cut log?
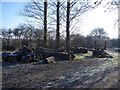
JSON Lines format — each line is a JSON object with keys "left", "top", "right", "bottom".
{"left": 73, "top": 47, "right": 88, "bottom": 54}
{"left": 34, "top": 48, "right": 70, "bottom": 60}
{"left": 45, "top": 56, "right": 56, "bottom": 64}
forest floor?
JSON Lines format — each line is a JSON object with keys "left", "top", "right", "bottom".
{"left": 2, "top": 50, "right": 119, "bottom": 89}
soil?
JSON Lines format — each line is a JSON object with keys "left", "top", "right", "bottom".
{"left": 2, "top": 51, "right": 119, "bottom": 89}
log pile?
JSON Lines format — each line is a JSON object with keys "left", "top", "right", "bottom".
{"left": 92, "top": 49, "right": 113, "bottom": 58}
{"left": 2, "top": 46, "right": 75, "bottom": 63}
{"left": 73, "top": 47, "right": 88, "bottom": 54}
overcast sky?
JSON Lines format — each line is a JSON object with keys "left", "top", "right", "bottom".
{"left": 1, "top": 0, "right": 118, "bottom": 39}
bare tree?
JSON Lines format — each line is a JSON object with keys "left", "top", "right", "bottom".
{"left": 21, "top": 0, "right": 102, "bottom": 51}
{"left": 90, "top": 27, "right": 108, "bottom": 49}
{"left": 104, "top": 0, "right": 119, "bottom": 32}
{"left": 1, "top": 29, "right": 8, "bottom": 46}
{"left": 44, "top": 0, "right": 48, "bottom": 48}
{"left": 65, "top": 0, "right": 103, "bottom": 52}
{"left": 66, "top": 0, "right": 70, "bottom": 52}
{"left": 56, "top": 0, "right": 60, "bottom": 50}
{"left": 90, "top": 27, "right": 107, "bottom": 38}
{"left": 21, "top": 0, "right": 48, "bottom": 48}
{"left": 13, "top": 24, "right": 27, "bottom": 49}
{"left": 49, "top": 0, "right": 66, "bottom": 50}
{"left": 105, "top": 0, "right": 120, "bottom": 11}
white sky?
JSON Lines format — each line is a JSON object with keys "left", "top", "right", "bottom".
{"left": 0, "top": 0, "right": 31, "bottom": 2}
{"left": 79, "top": 1, "right": 118, "bottom": 39}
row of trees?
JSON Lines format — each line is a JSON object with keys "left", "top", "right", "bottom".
{"left": 1, "top": 24, "right": 44, "bottom": 50}
{"left": 21, "top": 0, "right": 103, "bottom": 52}
{"left": 1, "top": 26, "right": 119, "bottom": 51}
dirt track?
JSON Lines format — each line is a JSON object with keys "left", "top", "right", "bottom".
{"left": 2, "top": 51, "right": 119, "bottom": 88}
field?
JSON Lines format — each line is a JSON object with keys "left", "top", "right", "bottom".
{"left": 2, "top": 50, "right": 119, "bottom": 88}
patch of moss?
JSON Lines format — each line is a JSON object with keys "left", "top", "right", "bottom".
{"left": 83, "top": 53, "right": 91, "bottom": 57}
{"left": 74, "top": 54, "right": 85, "bottom": 60}
{"left": 73, "top": 52, "right": 92, "bottom": 60}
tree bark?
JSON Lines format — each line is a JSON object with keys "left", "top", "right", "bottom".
{"left": 56, "top": 0, "right": 60, "bottom": 50}
{"left": 66, "top": 0, "right": 70, "bottom": 52}
{"left": 95, "top": 40, "right": 97, "bottom": 49}
{"left": 44, "top": 0, "right": 48, "bottom": 48}
{"left": 104, "top": 40, "right": 107, "bottom": 49}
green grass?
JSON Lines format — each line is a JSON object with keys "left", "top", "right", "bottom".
{"left": 74, "top": 52, "right": 92, "bottom": 60}
{"left": 74, "top": 54, "right": 85, "bottom": 60}
{"left": 83, "top": 53, "right": 91, "bottom": 57}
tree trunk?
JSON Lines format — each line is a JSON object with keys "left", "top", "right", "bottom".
{"left": 66, "top": 0, "right": 70, "bottom": 52}
{"left": 95, "top": 40, "right": 96, "bottom": 49}
{"left": 104, "top": 41, "right": 107, "bottom": 50}
{"left": 19, "top": 37, "right": 21, "bottom": 49}
{"left": 56, "top": 0, "right": 60, "bottom": 50}
{"left": 44, "top": 0, "right": 48, "bottom": 48}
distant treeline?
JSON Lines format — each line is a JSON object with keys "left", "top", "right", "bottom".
{"left": 1, "top": 25, "right": 119, "bottom": 51}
